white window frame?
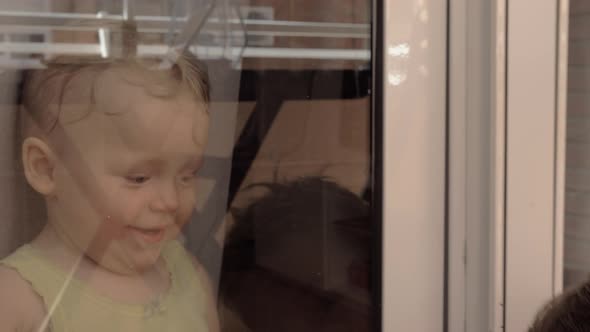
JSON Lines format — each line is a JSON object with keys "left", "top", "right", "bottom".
{"left": 381, "top": 0, "right": 448, "bottom": 331}
{"left": 502, "top": 1, "right": 568, "bottom": 331}
{"left": 381, "top": 0, "right": 567, "bottom": 330}
{"left": 447, "top": 0, "right": 568, "bottom": 331}
{"left": 447, "top": 0, "right": 507, "bottom": 331}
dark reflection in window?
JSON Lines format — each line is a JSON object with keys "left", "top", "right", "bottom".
{"left": 218, "top": 49, "right": 373, "bottom": 332}
{"left": 221, "top": 177, "right": 371, "bottom": 332}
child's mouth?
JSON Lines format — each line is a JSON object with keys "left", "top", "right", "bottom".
{"left": 126, "top": 226, "right": 167, "bottom": 243}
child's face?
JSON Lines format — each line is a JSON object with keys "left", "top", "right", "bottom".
{"left": 47, "top": 67, "right": 208, "bottom": 274}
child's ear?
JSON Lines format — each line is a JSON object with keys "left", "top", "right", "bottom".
{"left": 22, "top": 137, "right": 57, "bottom": 195}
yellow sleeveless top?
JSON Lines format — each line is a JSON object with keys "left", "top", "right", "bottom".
{"left": 1, "top": 241, "right": 210, "bottom": 332}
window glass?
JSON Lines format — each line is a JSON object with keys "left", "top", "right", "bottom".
{"left": 0, "top": 1, "right": 375, "bottom": 331}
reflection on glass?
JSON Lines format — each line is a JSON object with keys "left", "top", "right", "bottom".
{"left": 0, "top": 0, "right": 374, "bottom": 331}
{"left": 219, "top": 0, "right": 374, "bottom": 331}
{"left": 0, "top": 1, "right": 236, "bottom": 331}
{"left": 388, "top": 43, "right": 410, "bottom": 57}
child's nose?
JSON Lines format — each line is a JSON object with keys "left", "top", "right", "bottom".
{"left": 151, "top": 182, "right": 180, "bottom": 213}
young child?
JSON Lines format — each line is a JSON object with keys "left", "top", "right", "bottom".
{"left": 0, "top": 51, "right": 220, "bottom": 331}
{"left": 528, "top": 279, "right": 590, "bottom": 331}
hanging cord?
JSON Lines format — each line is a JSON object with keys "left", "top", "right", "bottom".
{"left": 231, "top": 1, "right": 248, "bottom": 66}
{"left": 160, "top": 0, "right": 218, "bottom": 69}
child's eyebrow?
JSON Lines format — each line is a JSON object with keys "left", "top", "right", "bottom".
{"left": 124, "top": 158, "right": 164, "bottom": 172}
{"left": 124, "top": 155, "right": 203, "bottom": 171}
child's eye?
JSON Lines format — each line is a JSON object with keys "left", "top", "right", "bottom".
{"left": 180, "top": 170, "right": 199, "bottom": 183}
{"left": 126, "top": 175, "right": 150, "bottom": 184}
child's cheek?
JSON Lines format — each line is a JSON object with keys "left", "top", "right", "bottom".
{"left": 104, "top": 193, "right": 145, "bottom": 236}
{"left": 176, "top": 189, "right": 198, "bottom": 227}
{"left": 102, "top": 215, "right": 124, "bottom": 239}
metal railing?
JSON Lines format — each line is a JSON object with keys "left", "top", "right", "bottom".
{"left": 0, "top": 10, "right": 370, "bottom": 66}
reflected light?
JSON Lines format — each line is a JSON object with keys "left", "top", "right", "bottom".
{"left": 388, "top": 73, "right": 407, "bottom": 86}
{"left": 388, "top": 43, "right": 410, "bottom": 57}
{"left": 97, "top": 11, "right": 109, "bottom": 58}
{"left": 419, "top": 9, "right": 429, "bottom": 23}
{"left": 419, "top": 65, "right": 429, "bottom": 77}
{"left": 420, "top": 39, "right": 428, "bottom": 49}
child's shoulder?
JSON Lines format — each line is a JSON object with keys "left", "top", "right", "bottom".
{"left": 0, "top": 264, "right": 47, "bottom": 331}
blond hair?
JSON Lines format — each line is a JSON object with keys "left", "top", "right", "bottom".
{"left": 20, "top": 50, "right": 210, "bottom": 134}
{"left": 19, "top": 19, "right": 209, "bottom": 132}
